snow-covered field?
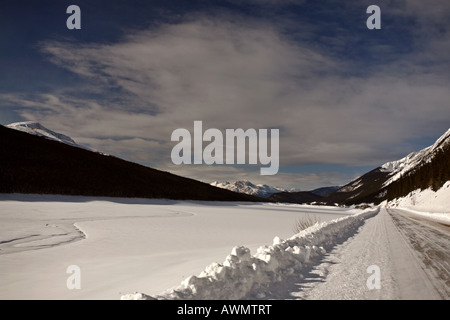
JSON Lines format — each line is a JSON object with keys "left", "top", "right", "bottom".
{"left": 1, "top": 188, "right": 448, "bottom": 300}
{"left": 0, "top": 194, "right": 356, "bottom": 300}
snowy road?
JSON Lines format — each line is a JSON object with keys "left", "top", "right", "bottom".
{"left": 270, "top": 208, "right": 448, "bottom": 300}
{"left": 388, "top": 208, "right": 450, "bottom": 299}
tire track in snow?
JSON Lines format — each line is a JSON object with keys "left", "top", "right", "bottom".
{"left": 286, "top": 208, "right": 442, "bottom": 299}
{"left": 388, "top": 209, "right": 450, "bottom": 299}
{"left": 288, "top": 208, "right": 397, "bottom": 299}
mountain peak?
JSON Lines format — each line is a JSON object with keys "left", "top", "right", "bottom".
{"left": 5, "top": 121, "right": 87, "bottom": 150}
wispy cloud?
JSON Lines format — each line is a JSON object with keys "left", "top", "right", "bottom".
{"left": 2, "top": 5, "right": 449, "bottom": 189}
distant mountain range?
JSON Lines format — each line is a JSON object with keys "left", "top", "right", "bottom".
{"left": 267, "top": 186, "right": 341, "bottom": 204}
{"left": 309, "top": 186, "right": 341, "bottom": 197}
{"left": 210, "top": 180, "right": 288, "bottom": 198}
{"left": 210, "top": 180, "right": 339, "bottom": 201}
{"left": 2, "top": 121, "right": 448, "bottom": 206}
{"left": 241, "top": 129, "right": 450, "bottom": 205}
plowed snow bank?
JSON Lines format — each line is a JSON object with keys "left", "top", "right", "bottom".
{"left": 122, "top": 208, "right": 379, "bottom": 300}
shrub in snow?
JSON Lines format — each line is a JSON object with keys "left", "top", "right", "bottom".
{"left": 292, "top": 214, "right": 321, "bottom": 234}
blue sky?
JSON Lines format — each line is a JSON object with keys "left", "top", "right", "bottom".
{"left": 1, "top": 0, "right": 449, "bottom": 190}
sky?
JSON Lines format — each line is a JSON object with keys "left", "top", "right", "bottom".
{"left": 1, "top": 0, "right": 449, "bottom": 190}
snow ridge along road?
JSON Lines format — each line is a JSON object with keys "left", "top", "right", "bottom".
{"left": 122, "top": 208, "right": 379, "bottom": 300}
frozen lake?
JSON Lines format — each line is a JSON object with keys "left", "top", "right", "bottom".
{"left": 0, "top": 194, "right": 357, "bottom": 299}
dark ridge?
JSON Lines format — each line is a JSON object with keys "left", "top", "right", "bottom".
{"left": 324, "top": 168, "right": 390, "bottom": 205}
{"left": 268, "top": 191, "right": 323, "bottom": 204}
{"left": 325, "top": 141, "right": 449, "bottom": 205}
{"left": 385, "top": 143, "right": 450, "bottom": 201}
{"left": 0, "top": 125, "right": 263, "bottom": 202}
{"left": 309, "top": 186, "right": 340, "bottom": 197}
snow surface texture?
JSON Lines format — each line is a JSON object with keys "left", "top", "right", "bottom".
{"left": 380, "top": 128, "right": 450, "bottom": 186}
{"left": 0, "top": 197, "right": 355, "bottom": 299}
{"left": 5, "top": 121, "right": 89, "bottom": 150}
{"left": 210, "top": 180, "right": 287, "bottom": 198}
{"left": 122, "top": 208, "right": 379, "bottom": 300}
{"left": 2, "top": 183, "right": 448, "bottom": 300}
{"left": 387, "top": 181, "right": 450, "bottom": 224}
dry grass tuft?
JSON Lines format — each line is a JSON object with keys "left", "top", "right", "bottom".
{"left": 293, "top": 214, "right": 321, "bottom": 234}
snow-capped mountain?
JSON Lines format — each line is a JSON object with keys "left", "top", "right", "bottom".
{"left": 328, "top": 128, "right": 450, "bottom": 205}
{"left": 211, "top": 180, "right": 287, "bottom": 198}
{"left": 380, "top": 128, "right": 450, "bottom": 186}
{"left": 5, "top": 121, "right": 89, "bottom": 150}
